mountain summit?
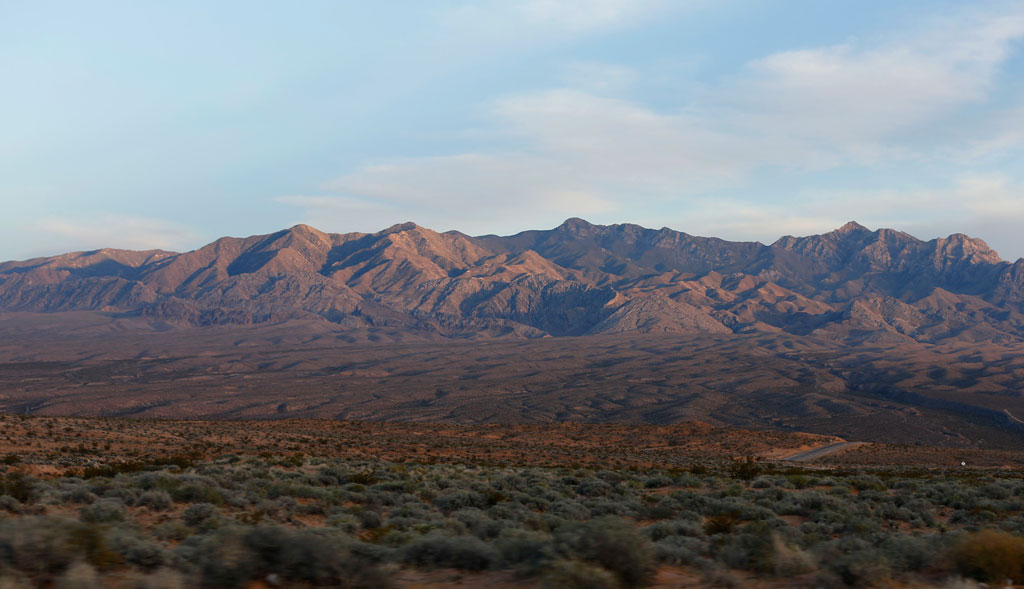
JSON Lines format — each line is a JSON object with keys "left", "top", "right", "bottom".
{"left": 1, "top": 219, "right": 1021, "bottom": 343}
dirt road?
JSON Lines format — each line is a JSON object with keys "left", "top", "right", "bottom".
{"left": 781, "top": 441, "right": 864, "bottom": 462}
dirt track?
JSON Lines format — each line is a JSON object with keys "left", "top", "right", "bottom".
{"left": 781, "top": 441, "right": 865, "bottom": 462}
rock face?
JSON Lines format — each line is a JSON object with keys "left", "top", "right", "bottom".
{"left": 2, "top": 219, "right": 1023, "bottom": 342}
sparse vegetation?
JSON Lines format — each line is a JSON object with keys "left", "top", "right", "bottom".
{"left": 0, "top": 435, "right": 1021, "bottom": 587}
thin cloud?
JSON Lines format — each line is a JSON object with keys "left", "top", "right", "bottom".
{"left": 439, "top": 0, "right": 684, "bottom": 46}
{"left": 666, "top": 174, "right": 1024, "bottom": 260}
{"left": 291, "top": 154, "right": 617, "bottom": 234}
{"left": 278, "top": 4, "right": 1024, "bottom": 249}
{"left": 513, "top": 0, "right": 672, "bottom": 32}
{"left": 36, "top": 215, "right": 198, "bottom": 255}
{"left": 276, "top": 195, "right": 396, "bottom": 213}
{"left": 722, "top": 6, "right": 1024, "bottom": 158}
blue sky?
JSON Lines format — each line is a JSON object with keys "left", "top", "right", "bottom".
{"left": 3, "top": 0, "right": 1024, "bottom": 260}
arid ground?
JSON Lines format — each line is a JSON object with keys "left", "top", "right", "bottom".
{"left": 1, "top": 417, "right": 1023, "bottom": 588}
{"left": 3, "top": 313, "right": 1024, "bottom": 452}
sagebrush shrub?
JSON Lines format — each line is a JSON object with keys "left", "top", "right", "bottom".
{"left": 496, "top": 528, "right": 556, "bottom": 574}
{"left": 78, "top": 499, "right": 124, "bottom": 524}
{"left": 555, "top": 516, "right": 655, "bottom": 588}
{"left": 138, "top": 490, "right": 173, "bottom": 511}
{"left": 187, "top": 530, "right": 257, "bottom": 589}
{"left": 0, "top": 516, "right": 79, "bottom": 575}
{"left": 401, "top": 534, "right": 498, "bottom": 571}
{"left": 182, "top": 503, "right": 219, "bottom": 528}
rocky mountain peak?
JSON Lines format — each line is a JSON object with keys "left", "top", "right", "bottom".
{"left": 556, "top": 217, "right": 596, "bottom": 237}
{"left": 380, "top": 221, "right": 420, "bottom": 235}
{"left": 832, "top": 221, "right": 870, "bottom": 235}
{"left": 932, "top": 233, "right": 1002, "bottom": 264}
{"left": 1, "top": 219, "right": 1020, "bottom": 343}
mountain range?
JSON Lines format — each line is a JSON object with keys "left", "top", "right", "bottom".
{"left": 3, "top": 218, "right": 1023, "bottom": 344}
{"left": 3, "top": 219, "right": 1024, "bottom": 448}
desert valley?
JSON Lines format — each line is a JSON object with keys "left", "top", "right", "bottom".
{"left": 0, "top": 220, "right": 1023, "bottom": 587}
{"left": 7, "top": 2, "right": 1024, "bottom": 586}
{"left": 1, "top": 219, "right": 1023, "bottom": 448}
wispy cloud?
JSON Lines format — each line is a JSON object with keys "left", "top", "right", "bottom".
{"left": 512, "top": 0, "right": 673, "bottom": 32}
{"left": 281, "top": 155, "right": 616, "bottom": 234}
{"left": 279, "top": 3, "right": 1024, "bottom": 250}
{"left": 36, "top": 215, "right": 198, "bottom": 255}
{"left": 663, "top": 174, "right": 1024, "bottom": 259}
{"left": 720, "top": 6, "right": 1024, "bottom": 160}
{"left": 446, "top": 0, "right": 677, "bottom": 34}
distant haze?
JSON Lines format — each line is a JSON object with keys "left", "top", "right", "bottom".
{"left": 2, "top": 1, "right": 1024, "bottom": 260}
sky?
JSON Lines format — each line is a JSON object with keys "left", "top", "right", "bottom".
{"left": 2, "top": 0, "right": 1024, "bottom": 260}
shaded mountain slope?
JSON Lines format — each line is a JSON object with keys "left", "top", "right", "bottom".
{"left": 2, "top": 219, "right": 1023, "bottom": 343}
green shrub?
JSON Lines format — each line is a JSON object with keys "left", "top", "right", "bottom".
{"left": 433, "top": 490, "right": 488, "bottom": 514}
{"left": 58, "top": 484, "right": 97, "bottom": 505}
{"left": 401, "top": 534, "right": 498, "bottom": 570}
{"left": 496, "top": 529, "right": 556, "bottom": 574}
{"left": 78, "top": 499, "right": 124, "bottom": 523}
{"left": 139, "top": 490, "right": 173, "bottom": 511}
{"left": 575, "top": 479, "right": 612, "bottom": 498}
{"left": 555, "top": 516, "right": 655, "bottom": 588}
{"left": 190, "top": 531, "right": 257, "bottom": 589}
{"left": 771, "top": 534, "right": 816, "bottom": 577}
{"left": 183, "top": 503, "right": 220, "bottom": 528}
{"left": 82, "top": 454, "right": 198, "bottom": 479}
{"left": 644, "top": 475, "right": 673, "bottom": 489}
{"left": 277, "top": 530, "right": 392, "bottom": 588}
{"left": 0, "top": 473, "right": 35, "bottom": 503}
{"left": 652, "top": 535, "right": 706, "bottom": 565}
{"left": 0, "top": 516, "right": 80, "bottom": 575}
{"left": 644, "top": 519, "right": 704, "bottom": 541}
{"left": 153, "top": 520, "right": 192, "bottom": 542}
{"left": 106, "top": 528, "right": 165, "bottom": 571}
{"left": 786, "top": 474, "right": 814, "bottom": 489}
{"left": 728, "top": 457, "right": 762, "bottom": 481}
{"left": 172, "top": 483, "right": 223, "bottom": 505}
{"left": 358, "top": 509, "right": 383, "bottom": 529}
{"left": 66, "top": 522, "right": 124, "bottom": 571}
{"left": 0, "top": 494, "right": 22, "bottom": 514}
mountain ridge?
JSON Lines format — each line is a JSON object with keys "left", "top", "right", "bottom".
{"left": 2, "top": 219, "right": 1022, "bottom": 343}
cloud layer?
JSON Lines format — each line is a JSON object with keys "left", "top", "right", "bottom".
{"left": 35, "top": 215, "right": 199, "bottom": 256}
{"left": 5, "top": 2, "right": 1024, "bottom": 260}
{"left": 281, "top": 3, "right": 1024, "bottom": 256}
